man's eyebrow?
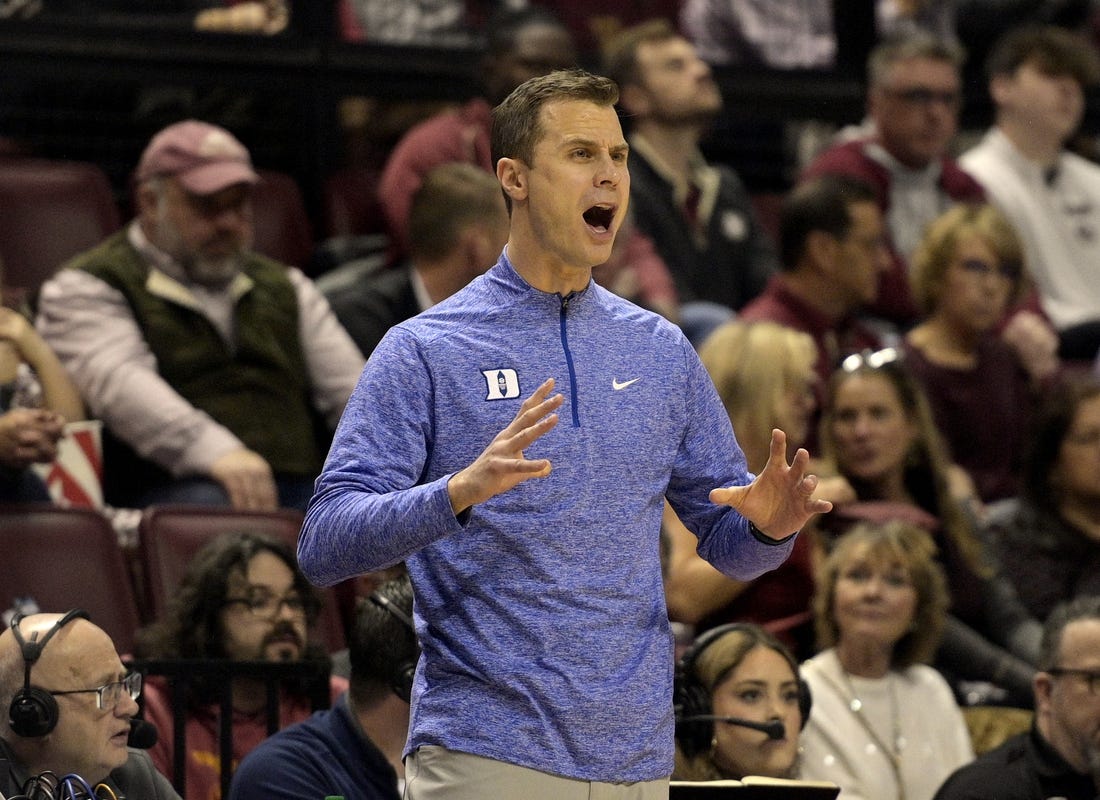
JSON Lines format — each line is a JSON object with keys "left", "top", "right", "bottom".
{"left": 560, "top": 137, "right": 630, "bottom": 155}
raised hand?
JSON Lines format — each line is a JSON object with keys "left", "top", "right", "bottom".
{"left": 709, "top": 428, "right": 833, "bottom": 540}
{"left": 448, "top": 377, "right": 563, "bottom": 514}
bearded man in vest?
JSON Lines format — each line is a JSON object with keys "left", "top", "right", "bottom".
{"left": 36, "top": 120, "right": 364, "bottom": 511}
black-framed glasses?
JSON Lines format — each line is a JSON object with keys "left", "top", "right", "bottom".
{"left": 224, "top": 589, "right": 310, "bottom": 620}
{"left": 48, "top": 671, "right": 142, "bottom": 710}
{"left": 883, "top": 87, "right": 961, "bottom": 109}
{"left": 840, "top": 347, "right": 902, "bottom": 373}
{"left": 1047, "top": 667, "right": 1100, "bottom": 693}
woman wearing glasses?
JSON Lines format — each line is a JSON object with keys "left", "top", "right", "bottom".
{"left": 813, "top": 350, "right": 1040, "bottom": 706}
{"left": 903, "top": 203, "right": 1060, "bottom": 503}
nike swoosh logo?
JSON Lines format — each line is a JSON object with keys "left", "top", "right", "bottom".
{"left": 612, "top": 378, "right": 640, "bottom": 390}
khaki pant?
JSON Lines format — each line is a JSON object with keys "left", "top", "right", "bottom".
{"left": 404, "top": 746, "right": 670, "bottom": 800}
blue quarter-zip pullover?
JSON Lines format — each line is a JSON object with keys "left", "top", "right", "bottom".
{"left": 299, "top": 252, "right": 794, "bottom": 782}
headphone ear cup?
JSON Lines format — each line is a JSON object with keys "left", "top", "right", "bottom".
{"left": 675, "top": 681, "right": 714, "bottom": 757}
{"left": 393, "top": 661, "right": 416, "bottom": 703}
{"left": 9, "top": 687, "right": 59, "bottom": 738}
{"left": 798, "top": 678, "right": 812, "bottom": 730}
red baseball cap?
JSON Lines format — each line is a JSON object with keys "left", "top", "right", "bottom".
{"left": 136, "top": 119, "right": 259, "bottom": 195}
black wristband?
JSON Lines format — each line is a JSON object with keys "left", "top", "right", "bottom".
{"left": 749, "top": 520, "right": 797, "bottom": 546}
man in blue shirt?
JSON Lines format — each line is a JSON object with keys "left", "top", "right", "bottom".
{"left": 299, "top": 69, "right": 832, "bottom": 798}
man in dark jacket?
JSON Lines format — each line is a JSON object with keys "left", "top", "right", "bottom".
{"left": 934, "top": 596, "right": 1100, "bottom": 800}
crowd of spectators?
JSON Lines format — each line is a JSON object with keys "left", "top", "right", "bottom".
{"left": 6, "top": 5, "right": 1100, "bottom": 799}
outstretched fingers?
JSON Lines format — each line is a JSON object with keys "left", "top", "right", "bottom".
{"left": 447, "top": 378, "right": 564, "bottom": 513}
{"left": 710, "top": 428, "right": 833, "bottom": 538}
{"left": 501, "top": 378, "right": 563, "bottom": 448}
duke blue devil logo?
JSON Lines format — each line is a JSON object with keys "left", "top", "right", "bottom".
{"left": 483, "top": 368, "right": 520, "bottom": 400}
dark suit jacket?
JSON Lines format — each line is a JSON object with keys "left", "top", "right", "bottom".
{"left": 324, "top": 266, "right": 420, "bottom": 358}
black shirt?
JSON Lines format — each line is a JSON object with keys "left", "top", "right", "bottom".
{"left": 933, "top": 725, "right": 1098, "bottom": 800}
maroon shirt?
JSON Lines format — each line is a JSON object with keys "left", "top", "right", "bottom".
{"left": 740, "top": 275, "right": 884, "bottom": 389}
{"left": 902, "top": 337, "right": 1033, "bottom": 502}
{"left": 801, "top": 139, "right": 986, "bottom": 326}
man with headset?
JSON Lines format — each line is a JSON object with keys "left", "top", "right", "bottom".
{"left": 0, "top": 610, "right": 179, "bottom": 799}
{"left": 227, "top": 576, "right": 416, "bottom": 800}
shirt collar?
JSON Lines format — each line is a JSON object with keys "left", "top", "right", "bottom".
{"left": 865, "top": 141, "right": 943, "bottom": 185}
{"left": 127, "top": 220, "right": 254, "bottom": 306}
{"left": 984, "top": 128, "right": 1062, "bottom": 187}
{"left": 629, "top": 132, "right": 718, "bottom": 208}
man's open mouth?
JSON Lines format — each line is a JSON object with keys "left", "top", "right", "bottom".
{"left": 583, "top": 204, "right": 615, "bottom": 232}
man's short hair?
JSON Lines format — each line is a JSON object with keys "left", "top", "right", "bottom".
{"left": 867, "top": 30, "right": 965, "bottom": 88}
{"left": 408, "top": 163, "right": 503, "bottom": 262}
{"left": 1038, "top": 596, "right": 1100, "bottom": 671}
{"left": 348, "top": 575, "right": 417, "bottom": 706}
{"left": 985, "top": 24, "right": 1100, "bottom": 88}
{"left": 601, "top": 18, "right": 678, "bottom": 91}
{"left": 779, "top": 175, "right": 878, "bottom": 269}
{"left": 491, "top": 68, "right": 619, "bottom": 168}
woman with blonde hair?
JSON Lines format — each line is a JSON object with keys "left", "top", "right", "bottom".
{"left": 799, "top": 520, "right": 973, "bottom": 800}
{"left": 664, "top": 320, "right": 820, "bottom": 658}
{"left": 699, "top": 319, "right": 819, "bottom": 468}
{"left": 674, "top": 623, "right": 806, "bottom": 782}
{"left": 904, "top": 202, "right": 1058, "bottom": 501}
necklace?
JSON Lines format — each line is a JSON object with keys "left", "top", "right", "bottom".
{"left": 825, "top": 661, "right": 907, "bottom": 800}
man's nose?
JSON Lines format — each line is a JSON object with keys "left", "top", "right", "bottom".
{"left": 595, "top": 155, "right": 622, "bottom": 186}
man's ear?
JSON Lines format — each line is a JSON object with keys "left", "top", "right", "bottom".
{"left": 135, "top": 181, "right": 159, "bottom": 227}
{"left": 805, "top": 229, "right": 840, "bottom": 273}
{"left": 1034, "top": 670, "right": 1054, "bottom": 711}
{"left": 497, "top": 157, "right": 528, "bottom": 204}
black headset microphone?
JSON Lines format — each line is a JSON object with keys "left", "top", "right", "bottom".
{"left": 676, "top": 713, "right": 786, "bottom": 740}
{"left": 127, "top": 718, "right": 158, "bottom": 749}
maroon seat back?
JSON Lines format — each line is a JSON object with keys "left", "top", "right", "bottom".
{"left": 322, "top": 166, "right": 387, "bottom": 239}
{"left": 0, "top": 158, "right": 121, "bottom": 303}
{"left": 252, "top": 169, "right": 314, "bottom": 272}
{"left": 0, "top": 504, "right": 142, "bottom": 654}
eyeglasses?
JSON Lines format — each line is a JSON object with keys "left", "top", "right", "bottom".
{"left": 840, "top": 347, "right": 902, "bottom": 373}
{"left": 1048, "top": 667, "right": 1100, "bottom": 694}
{"left": 883, "top": 87, "right": 961, "bottom": 109}
{"left": 957, "top": 257, "right": 1021, "bottom": 281}
{"left": 48, "top": 671, "right": 142, "bottom": 710}
{"left": 224, "top": 589, "right": 310, "bottom": 620}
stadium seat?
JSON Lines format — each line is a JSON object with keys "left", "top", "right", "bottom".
{"left": 0, "top": 504, "right": 142, "bottom": 654}
{"left": 0, "top": 157, "right": 121, "bottom": 304}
